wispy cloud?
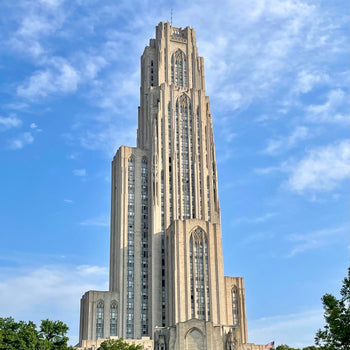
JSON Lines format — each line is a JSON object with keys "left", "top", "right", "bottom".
{"left": 73, "top": 169, "right": 86, "bottom": 177}
{"left": 8, "top": 132, "right": 34, "bottom": 150}
{"left": 17, "top": 58, "right": 80, "bottom": 99}
{"left": 73, "top": 169, "right": 87, "bottom": 177}
{"left": 285, "top": 139, "right": 350, "bottom": 193}
{"left": 256, "top": 140, "right": 350, "bottom": 194}
{"left": 80, "top": 215, "right": 109, "bottom": 227}
{"left": 0, "top": 263, "right": 108, "bottom": 345}
{"left": 233, "top": 212, "right": 277, "bottom": 226}
{"left": 76, "top": 122, "right": 137, "bottom": 157}
{"left": 263, "top": 126, "right": 311, "bottom": 155}
{"left": 7, "top": 1, "right": 67, "bottom": 58}
{"left": 249, "top": 309, "right": 323, "bottom": 348}
{"left": 0, "top": 115, "right": 22, "bottom": 130}
{"left": 293, "top": 69, "right": 330, "bottom": 94}
{"left": 286, "top": 225, "right": 348, "bottom": 258}
{"left": 306, "top": 89, "right": 350, "bottom": 124}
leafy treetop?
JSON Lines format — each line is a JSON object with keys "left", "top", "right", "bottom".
{"left": 98, "top": 338, "right": 143, "bottom": 350}
{"left": 0, "top": 317, "right": 74, "bottom": 350}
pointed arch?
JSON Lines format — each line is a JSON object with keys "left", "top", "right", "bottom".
{"left": 96, "top": 300, "right": 104, "bottom": 339}
{"left": 189, "top": 227, "right": 210, "bottom": 320}
{"left": 185, "top": 327, "right": 204, "bottom": 350}
{"left": 110, "top": 301, "right": 118, "bottom": 336}
{"left": 171, "top": 49, "right": 187, "bottom": 87}
{"left": 176, "top": 93, "right": 192, "bottom": 219}
{"left": 232, "top": 287, "right": 239, "bottom": 325}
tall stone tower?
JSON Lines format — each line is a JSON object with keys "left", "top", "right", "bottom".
{"left": 78, "top": 22, "right": 264, "bottom": 350}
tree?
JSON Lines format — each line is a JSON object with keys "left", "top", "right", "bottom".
{"left": 315, "top": 267, "right": 350, "bottom": 350}
{"left": 276, "top": 345, "right": 300, "bottom": 350}
{"left": 276, "top": 345, "right": 322, "bottom": 350}
{"left": 39, "top": 319, "right": 70, "bottom": 349}
{"left": 0, "top": 317, "right": 74, "bottom": 350}
{"left": 98, "top": 338, "right": 143, "bottom": 350}
{"left": 0, "top": 317, "right": 40, "bottom": 349}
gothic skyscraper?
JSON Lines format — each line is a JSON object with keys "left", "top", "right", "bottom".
{"left": 78, "top": 22, "right": 264, "bottom": 350}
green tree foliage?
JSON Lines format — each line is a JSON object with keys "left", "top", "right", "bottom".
{"left": 315, "top": 267, "right": 350, "bottom": 350}
{"left": 0, "top": 317, "right": 74, "bottom": 350}
{"left": 98, "top": 338, "right": 143, "bottom": 350}
{"left": 276, "top": 345, "right": 321, "bottom": 350}
{"left": 39, "top": 319, "right": 70, "bottom": 349}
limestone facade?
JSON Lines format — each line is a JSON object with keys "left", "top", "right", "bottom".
{"left": 77, "top": 22, "right": 264, "bottom": 350}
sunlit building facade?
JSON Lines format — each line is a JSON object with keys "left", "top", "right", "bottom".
{"left": 77, "top": 22, "right": 264, "bottom": 350}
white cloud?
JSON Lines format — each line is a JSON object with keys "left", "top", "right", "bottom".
{"left": 249, "top": 309, "right": 323, "bottom": 348}
{"left": 294, "top": 70, "right": 329, "bottom": 94}
{"left": 76, "top": 265, "right": 108, "bottom": 276}
{"left": 0, "top": 115, "right": 22, "bottom": 130}
{"left": 39, "top": 0, "right": 63, "bottom": 8}
{"left": 73, "top": 169, "right": 86, "bottom": 177}
{"left": 306, "top": 89, "right": 350, "bottom": 124}
{"left": 8, "top": 132, "right": 34, "bottom": 150}
{"left": 287, "top": 226, "right": 347, "bottom": 258}
{"left": 233, "top": 212, "right": 277, "bottom": 226}
{"left": 257, "top": 140, "right": 350, "bottom": 193}
{"left": 17, "top": 58, "right": 80, "bottom": 99}
{"left": 77, "top": 122, "right": 137, "bottom": 157}
{"left": 264, "top": 126, "right": 310, "bottom": 155}
{"left": 80, "top": 215, "right": 109, "bottom": 227}
{"left": 7, "top": 1, "right": 66, "bottom": 58}
{"left": 64, "top": 199, "right": 73, "bottom": 203}
{"left": 285, "top": 139, "right": 350, "bottom": 193}
{"left": 0, "top": 264, "right": 108, "bottom": 345}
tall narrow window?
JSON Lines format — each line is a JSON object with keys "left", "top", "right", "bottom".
{"left": 150, "top": 60, "right": 154, "bottom": 86}
{"left": 176, "top": 101, "right": 181, "bottom": 219}
{"left": 96, "top": 301, "right": 104, "bottom": 339}
{"left": 161, "top": 170, "right": 166, "bottom": 326}
{"left": 189, "top": 228, "right": 210, "bottom": 320}
{"left": 197, "top": 107, "right": 202, "bottom": 219}
{"left": 176, "top": 94, "right": 191, "bottom": 219}
{"left": 141, "top": 158, "right": 149, "bottom": 335}
{"left": 168, "top": 103, "right": 173, "bottom": 222}
{"left": 232, "top": 288, "right": 239, "bottom": 325}
{"left": 171, "top": 50, "right": 187, "bottom": 87}
{"left": 126, "top": 156, "right": 135, "bottom": 338}
{"left": 190, "top": 104, "right": 195, "bottom": 218}
{"left": 207, "top": 176, "right": 210, "bottom": 220}
{"left": 110, "top": 302, "right": 117, "bottom": 336}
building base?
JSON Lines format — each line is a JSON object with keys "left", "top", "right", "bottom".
{"left": 75, "top": 320, "right": 265, "bottom": 350}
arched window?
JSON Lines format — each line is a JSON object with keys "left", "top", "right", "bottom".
{"left": 175, "top": 100, "right": 180, "bottom": 219}
{"left": 197, "top": 107, "right": 202, "bottom": 219}
{"left": 110, "top": 301, "right": 117, "bottom": 336}
{"left": 176, "top": 94, "right": 192, "bottom": 219}
{"left": 96, "top": 301, "right": 104, "bottom": 339}
{"left": 171, "top": 50, "right": 187, "bottom": 87}
{"left": 232, "top": 288, "right": 239, "bottom": 325}
{"left": 189, "top": 227, "right": 210, "bottom": 320}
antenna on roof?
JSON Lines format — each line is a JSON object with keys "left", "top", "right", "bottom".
{"left": 171, "top": 8, "right": 173, "bottom": 26}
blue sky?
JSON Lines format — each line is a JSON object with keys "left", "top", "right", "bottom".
{"left": 0, "top": 0, "right": 349, "bottom": 347}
